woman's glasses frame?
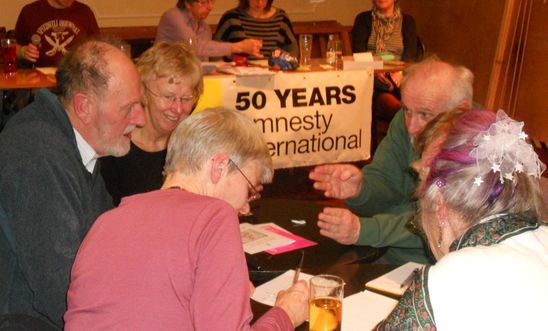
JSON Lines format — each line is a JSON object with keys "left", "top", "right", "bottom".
{"left": 229, "top": 159, "right": 260, "bottom": 202}
{"left": 144, "top": 85, "right": 195, "bottom": 106}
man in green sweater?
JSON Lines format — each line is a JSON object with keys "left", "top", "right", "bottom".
{"left": 309, "top": 57, "right": 474, "bottom": 263}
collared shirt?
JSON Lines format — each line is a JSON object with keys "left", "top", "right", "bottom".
{"left": 73, "top": 128, "right": 98, "bottom": 173}
{"left": 155, "top": 7, "right": 231, "bottom": 61}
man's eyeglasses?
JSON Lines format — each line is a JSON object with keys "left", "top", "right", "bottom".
{"left": 229, "top": 159, "right": 260, "bottom": 202}
{"left": 145, "top": 85, "right": 195, "bottom": 106}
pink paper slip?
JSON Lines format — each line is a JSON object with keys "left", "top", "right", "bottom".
{"left": 260, "top": 224, "right": 317, "bottom": 255}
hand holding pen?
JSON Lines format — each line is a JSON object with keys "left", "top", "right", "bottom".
{"left": 275, "top": 251, "right": 308, "bottom": 328}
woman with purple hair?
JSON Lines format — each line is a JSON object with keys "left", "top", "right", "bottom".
{"left": 377, "top": 108, "right": 547, "bottom": 330}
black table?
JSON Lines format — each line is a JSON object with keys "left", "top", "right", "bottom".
{"left": 240, "top": 198, "right": 385, "bottom": 284}
{"left": 251, "top": 262, "right": 399, "bottom": 330}
{"left": 242, "top": 198, "right": 424, "bottom": 329}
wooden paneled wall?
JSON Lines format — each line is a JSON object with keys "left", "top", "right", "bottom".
{"left": 401, "top": 0, "right": 547, "bottom": 143}
{"left": 400, "top": 1, "right": 505, "bottom": 107}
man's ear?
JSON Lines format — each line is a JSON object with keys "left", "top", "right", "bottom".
{"left": 209, "top": 153, "right": 230, "bottom": 184}
{"left": 72, "top": 93, "right": 94, "bottom": 124}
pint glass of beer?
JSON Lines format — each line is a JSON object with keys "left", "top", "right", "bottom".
{"left": 309, "top": 274, "right": 344, "bottom": 331}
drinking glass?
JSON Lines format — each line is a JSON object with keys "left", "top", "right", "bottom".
{"left": 299, "top": 34, "right": 313, "bottom": 69}
{"left": 332, "top": 40, "right": 343, "bottom": 70}
{"left": 309, "top": 274, "right": 344, "bottom": 331}
{"left": 2, "top": 38, "right": 17, "bottom": 74}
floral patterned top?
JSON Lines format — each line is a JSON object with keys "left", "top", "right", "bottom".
{"left": 376, "top": 213, "right": 542, "bottom": 330}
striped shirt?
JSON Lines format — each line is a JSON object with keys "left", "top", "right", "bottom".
{"left": 214, "top": 7, "right": 298, "bottom": 58}
{"left": 367, "top": 19, "right": 404, "bottom": 60}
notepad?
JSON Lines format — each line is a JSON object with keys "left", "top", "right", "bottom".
{"left": 342, "top": 290, "right": 398, "bottom": 331}
{"left": 251, "top": 270, "right": 314, "bottom": 306}
{"left": 365, "top": 262, "right": 424, "bottom": 297}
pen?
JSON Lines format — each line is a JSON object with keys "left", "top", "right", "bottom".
{"left": 245, "top": 253, "right": 263, "bottom": 271}
{"left": 292, "top": 251, "right": 305, "bottom": 285}
{"left": 400, "top": 268, "right": 420, "bottom": 289}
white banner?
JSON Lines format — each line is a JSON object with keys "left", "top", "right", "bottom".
{"left": 197, "top": 69, "right": 373, "bottom": 169}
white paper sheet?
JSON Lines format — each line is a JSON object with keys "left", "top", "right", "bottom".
{"left": 365, "top": 262, "right": 424, "bottom": 296}
{"left": 216, "top": 64, "right": 274, "bottom": 76}
{"left": 251, "top": 270, "right": 314, "bottom": 306}
{"left": 240, "top": 223, "right": 295, "bottom": 254}
{"left": 342, "top": 290, "right": 398, "bottom": 331}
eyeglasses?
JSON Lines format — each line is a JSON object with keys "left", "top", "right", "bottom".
{"left": 229, "top": 159, "right": 260, "bottom": 202}
{"left": 145, "top": 85, "right": 195, "bottom": 106}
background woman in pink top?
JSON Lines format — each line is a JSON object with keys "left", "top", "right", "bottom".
{"left": 64, "top": 108, "right": 309, "bottom": 330}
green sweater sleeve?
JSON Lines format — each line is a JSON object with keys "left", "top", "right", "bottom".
{"left": 356, "top": 211, "right": 423, "bottom": 248}
{"left": 346, "top": 110, "right": 418, "bottom": 216}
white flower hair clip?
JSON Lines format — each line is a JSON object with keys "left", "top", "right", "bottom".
{"left": 469, "top": 110, "right": 546, "bottom": 187}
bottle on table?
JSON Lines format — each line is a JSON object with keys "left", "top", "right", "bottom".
{"left": 326, "top": 34, "right": 336, "bottom": 66}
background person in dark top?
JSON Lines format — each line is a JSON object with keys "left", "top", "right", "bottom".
{"left": 15, "top": 0, "right": 99, "bottom": 67}
{"left": 101, "top": 42, "right": 203, "bottom": 205}
{"left": 352, "top": 0, "right": 419, "bottom": 143}
{"left": 214, "top": 0, "right": 298, "bottom": 58}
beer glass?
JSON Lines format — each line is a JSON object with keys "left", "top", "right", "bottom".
{"left": 1, "top": 38, "right": 17, "bottom": 74}
{"left": 309, "top": 274, "right": 344, "bottom": 331}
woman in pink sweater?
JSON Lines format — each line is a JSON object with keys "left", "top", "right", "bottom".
{"left": 64, "top": 108, "right": 309, "bottom": 330}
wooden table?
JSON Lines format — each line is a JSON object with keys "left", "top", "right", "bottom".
{"left": 1, "top": 68, "right": 57, "bottom": 129}
{"left": 0, "top": 68, "right": 56, "bottom": 89}
{"left": 100, "top": 20, "right": 354, "bottom": 59}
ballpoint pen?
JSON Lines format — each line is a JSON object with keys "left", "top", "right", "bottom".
{"left": 292, "top": 251, "right": 305, "bottom": 284}
{"left": 245, "top": 253, "right": 263, "bottom": 271}
{"left": 400, "top": 268, "right": 421, "bottom": 289}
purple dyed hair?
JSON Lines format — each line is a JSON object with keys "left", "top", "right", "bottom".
{"left": 421, "top": 108, "right": 545, "bottom": 224}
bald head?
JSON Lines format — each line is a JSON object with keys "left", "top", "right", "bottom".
{"left": 399, "top": 57, "right": 474, "bottom": 139}
{"left": 56, "top": 41, "right": 114, "bottom": 104}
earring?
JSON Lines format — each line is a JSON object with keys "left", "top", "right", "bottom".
{"left": 436, "top": 223, "right": 445, "bottom": 248}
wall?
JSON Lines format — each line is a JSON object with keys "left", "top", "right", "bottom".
{"left": 401, "top": 0, "right": 505, "bottom": 108}
{"left": 2, "top": 0, "right": 370, "bottom": 29}
{"left": 506, "top": 0, "right": 547, "bottom": 143}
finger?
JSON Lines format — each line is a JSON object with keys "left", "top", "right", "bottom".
{"left": 309, "top": 170, "right": 332, "bottom": 183}
{"left": 317, "top": 220, "right": 338, "bottom": 233}
{"left": 318, "top": 211, "right": 342, "bottom": 225}
{"left": 319, "top": 228, "right": 341, "bottom": 241}
{"left": 312, "top": 181, "right": 330, "bottom": 191}
{"left": 321, "top": 207, "right": 346, "bottom": 217}
{"left": 312, "top": 164, "right": 338, "bottom": 176}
